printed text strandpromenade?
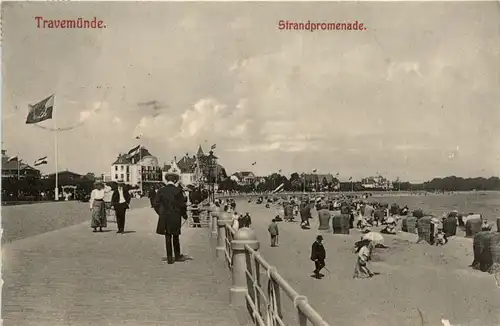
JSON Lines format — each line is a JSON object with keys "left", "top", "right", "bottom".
{"left": 278, "top": 20, "right": 367, "bottom": 32}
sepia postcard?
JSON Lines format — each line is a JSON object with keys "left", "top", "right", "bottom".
{"left": 1, "top": 1, "right": 499, "bottom": 326}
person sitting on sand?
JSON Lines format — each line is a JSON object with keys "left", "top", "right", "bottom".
{"left": 482, "top": 218, "right": 492, "bottom": 231}
{"left": 381, "top": 217, "right": 397, "bottom": 234}
{"left": 435, "top": 229, "right": 448, "bottom": 246}
{"left": 353, "top": 239, "right": 375, "bottom": 279}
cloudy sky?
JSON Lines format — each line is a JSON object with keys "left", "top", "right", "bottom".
{"left": 2, "top": 1, "right": 500, "bottom": 182}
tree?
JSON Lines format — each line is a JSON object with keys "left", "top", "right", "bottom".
{"left": 218, "top": 178, "right": 238, "bottom": 191}
{"left": 84, "top": 172, "right": 96, "bottom": 181}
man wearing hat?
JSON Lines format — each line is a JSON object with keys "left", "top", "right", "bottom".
{"left": 154, "top": 172, "right": 188, "bottom": 264}
{"left": 310, "top": 235, "right": 326, "bottom": 279}
{"left": 111, "top": 181, "right": 131, "bottom": 234}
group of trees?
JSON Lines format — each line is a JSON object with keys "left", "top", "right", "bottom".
{"left": 2, "top": 173, "right": 97, "bottom": 201}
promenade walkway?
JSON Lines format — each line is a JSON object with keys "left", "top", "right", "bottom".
{"left": 235, "top": 200, "right": 500, "bottom": 326}
{"left": 2, "top": 206, "right": 240, "bottom": 326}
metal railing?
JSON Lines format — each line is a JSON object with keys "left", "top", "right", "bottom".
{"left": 243, "top": 244, "right": 329, "bottom": 326}
{"left": 225, "top": 224, "right": 236, "bottom": 268}
{"left": 211, "top": 209, "right": 330, "bottom": 326}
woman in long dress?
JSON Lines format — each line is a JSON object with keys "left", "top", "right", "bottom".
{"left": 90, "top": 182, "right": 108, "bottom": 232}
{"left": 353, "top": 239, "right": 375, "bottom": 278}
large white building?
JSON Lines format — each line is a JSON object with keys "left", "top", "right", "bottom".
{"left": 361, "top": 175, "right": 393, "bottom": 190}
{"left": 231, "top": 171, "right": 256, "bottom": 185}
{"left": 110, "top": 147, "right": 161, "bottom": 187}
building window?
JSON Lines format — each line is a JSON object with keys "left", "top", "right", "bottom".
{"left": 126, "top": 174, "right": 130, "bottom": 182}
{"left": 114, "top": 174, "right": 118, "bottom": 180}
{"left": 115, "top": 166, "right": 118, "bottom": 171}
{"left": 121, "top": 166, "right": 124, "bottom": 171}
{"left": 126, "top": 166, "right": 129, "bottom": 173}
{"left": 120, "top": 174, "right": 124, "bottom": 180}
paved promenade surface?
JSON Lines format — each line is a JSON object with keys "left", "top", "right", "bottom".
{"left": 235, "top": 200, "right": 500, "bottom": 326}
{"left": 2, "top": 205, "right": 240, "bottom": 326}
{"left": 2, "top": 198, "right": 151, "bottom": 243}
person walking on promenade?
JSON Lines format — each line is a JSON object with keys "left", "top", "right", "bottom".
{"left": 191, "top": 203, "right": 202, "bottom": 228}
{"left": 240, "top": 212, "right": 252, "bottom": 228}
{"left": 154, "top": 172, "right": 189, "bottom": 264}
{"left": 268, "top": 218, "right": 279, "bottom": 247}
{"left": 353, "top": 239, "right": 375, "bottom": 279}
{"left": 232, "top": 211, "right": 240, "bottom": 231}
{"left": 311, "top": 235, "right": 326, "bottom": 279}
{"left": 148, "top": 184, "right": 158, "bottom": 208}
{"left": 112, "top": 182, "right": 131, "bottom": 234}
{"left": 90, "top": 182, "right": 108, "bottom": 232}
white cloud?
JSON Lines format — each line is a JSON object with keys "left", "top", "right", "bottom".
{"left": 78, "top": 101, "right": 108, "bottom": 122}
{"left": 386, "top": 62, "right": 422, "bottom": 81}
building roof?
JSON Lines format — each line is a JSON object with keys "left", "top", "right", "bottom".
{"left": 233, "top": 171, "right": 255, "bottom": 180}
{"left": 197, "top": 145, "right": 204, "bottom": 157}
{"left": 112, "top": 154, "right": 130, "bottom": 165}
{"left": 177, "top": 155, "right": 197, "bottom": 173}
{"left": 302, "top": 173, "right": 336, "bottom": 183}
{"left": 112, "top": 147, "right": 154, "bottom": 165}
{"left": 1, "top": 153, "right": 38, "bottom": 172}
{"left": 45, "top": 170, "right": 84, "bottom": 179}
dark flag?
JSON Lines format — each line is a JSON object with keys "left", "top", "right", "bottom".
{"left": 127, "top": 145, "right": 141, "bottom": 156}
{"left": 211, "top": 144, "right": 216, "bottom": 150}
{"left": 252, "top": 162, "right": 256, "bottom": 166}
{"left": 26, "top": 95, "right": 55, "bottom": 124}
{"left": 34, "top": 156, "right": 48, "bottom": 166}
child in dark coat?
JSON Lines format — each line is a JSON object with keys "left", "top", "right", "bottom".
{"left": 268, "top": 219, "right": 279, "bottom": 247}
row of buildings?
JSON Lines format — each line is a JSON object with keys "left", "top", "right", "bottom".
{"left": 2, "top": 146, "right": 393, "bottom": 192}
{"left": 106, "top": 145, "right": 226, "bottom": 190}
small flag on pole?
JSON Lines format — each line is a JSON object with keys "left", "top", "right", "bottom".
{"left": 7, "top": 155, "right": 18, "bottom": 162}
{"left": 251, "top": 162, "right": 256, "bottom": 166}
{"left": 34, "top": 156, "right": 48, "bottom": 166}
{"left": 348, "top": 177, "right": 353, "bottom": 181}
{"left": 26, "top": 95, "right": 55, "bottom": 124}
{"left": 336, "top": 172, "right": 340, "bottom": 176}
{"left": 211, "top": 144, "right": 216, "bottom": 150}
{"left": 312, "top": 169, "right": 317, "bottom": 173}
{"left": 278, "top": 169, "right": 282, "bottom": 173}
{"left": 134, "top": 134, "right": 142, "bottom": 140}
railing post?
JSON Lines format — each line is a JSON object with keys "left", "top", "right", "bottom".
{"left": 230, "top": 227, "right": 259, "bottom": 307}
{"left": 294, "top": 296, "right": 309, "bottom": 326}
{"left": 212, "top": 206, "right": 220, "bottom": 237}
{"left": 216, "top": 212, "right": 232, "bottom": 259}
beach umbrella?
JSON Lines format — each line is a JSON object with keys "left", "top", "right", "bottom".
{"left": 362, "top": 232, "right": 384, "bottom": 245}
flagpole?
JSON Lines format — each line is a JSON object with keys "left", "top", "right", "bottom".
{"left": 17, "top": 157, "right": 20, "bottom": 200}
{"left": 54, "top": 117, "right": 59, "bottom": 201}
{"left": 139, "top": 141, "right": 143, "bottom": 194}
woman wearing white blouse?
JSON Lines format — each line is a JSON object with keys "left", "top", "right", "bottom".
{"left": 90, "top": 182, "right": 110, "bottom": 232}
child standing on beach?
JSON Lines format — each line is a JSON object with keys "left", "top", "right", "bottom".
{"left": 268, "top": 218, "right": 279, "bottom": 247}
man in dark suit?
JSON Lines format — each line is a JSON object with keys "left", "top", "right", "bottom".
{"left": 148, "top": 185, "right": 158, "bottom": 208}
{"left": 154, "top": 172, "right": 188, "bottom": 264}
{"left": 311, "top": 235, "right": 326, "bottom": 279}
{"left": 111, "top": 181, "right": 131, "bottom": 234}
